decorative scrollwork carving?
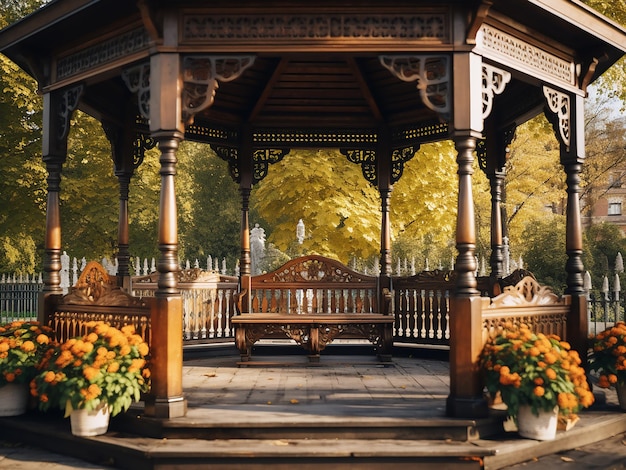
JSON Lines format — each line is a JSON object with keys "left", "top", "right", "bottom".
{"left": 56, "top": 28, "right": 150, "bottom": 80}
{"left": 488, "top": 275, "right": 562, "bottom": 307}
{"left": 340, "top": 149, "right": 377, "bottom": 186}
{"left": 58, "top": 85, "right": 84, "bottom": 140}
{"left": 476, "top": 24, "right": 574, "bottom": 87}
{"left": 122, "top": 62, "right": 151, "bottom": 120}
{"left": 391, "top": 146, "right": 418, "bottom": 184}
{"left": 183, "top": 13, "right": 449, "bottom": 43}
{"left": 252, "top": 149, "right": 289, "bottom": 184}
{"left": 543, "top": 86, "right": 570, "bottom": 149}
{"left": 261, "top": 256, "right": 373, "bottom": 284}
{"left": 182, "top": 55, "right": 255, "bottom": 124}
{"left": 211, "top": 145, "right": 240, "bottom": 183}
{"left": 133, "top": 132, "right": 157, "bottom": 169}
{"left": 482, "top": 63, "right": 510, "bottom": 119}
{"left": 379, "top": 55, "right": 450, "bottom": 117}
{"left": 63, "top": 261, "right": 146, "bottom": 307}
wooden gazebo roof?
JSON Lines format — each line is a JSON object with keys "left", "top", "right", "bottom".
{"left": 2, "top": 0, "right": 625, "bottom": 152}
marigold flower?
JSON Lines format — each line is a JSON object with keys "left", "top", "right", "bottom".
{"left": 138, "top": 343, "right": 149, "bottom": 357}
{"left": 107, "top": 362, "right": 120, "bottom": 373}
{"left": 44, "top": 371, "right": 56, "bottom": 383}
{"left": 36, "top": 334, "right": 50, "bottom": 345}
{"left": 4, "top": 372, "right": 15, "bottom": 382}
{"left": 533, "top": 386, "right": 545, "bottom": 397}
{"left": 83, "top": 366, "right": 101, "bottom": 381}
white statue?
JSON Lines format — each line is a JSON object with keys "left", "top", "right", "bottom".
{"left": 250, "top": 223, "right": 266, "bottom": 275}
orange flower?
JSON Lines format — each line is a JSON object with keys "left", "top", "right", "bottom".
{"left": 138, "top": 343, "right": 149, "bottom": 357}
{"left": 533, "top": 386, "right": 545, "bottom": 397}
{"left": 36, "top": 334, "right": 50, "bottom": 345}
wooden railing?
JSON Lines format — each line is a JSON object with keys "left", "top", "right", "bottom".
{"left": 132, "top": 269, "right": 238, "bottom": 342}
{"left": 44, "top": 261, "right": 571, "bottom": 351}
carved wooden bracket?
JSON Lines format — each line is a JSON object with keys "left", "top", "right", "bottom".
{"left": 340, "top": 149, "right": 377, "bottom": 186}
{"left": 482, "top": 63, "right": 510, "bottom": 119}
{"left": 252, "top": 148, "right": 289, "bottom": 184}
{"left": 391, "top": 146, "right": 418, "bottom": 184}
{"left": 211, "top": 145, "right": 240, "bottom": 183}
{"left": 133, "top": 133, "right": 157, "bottom": 169}
{"left": 543, "top": 86, "right": 570, "bottom": 150}
{"left": 58, "top": 85, "right": 84, "bottom": 140}
{"left": 379, "top": 55, "right": 450, "bottom": 118}
{"left": 121, "top": 62, "right": 151, "bottom": 120}
{"left": 182, "top": 55, "right": 255, "bottom": 124}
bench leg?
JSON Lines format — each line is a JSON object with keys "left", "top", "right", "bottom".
{"left": 235, "top": 327, "right": 252, "bottom": 362}
{"left": 308, "top": 326, "right": 321, "bottom": 362}
{"left": 378, "top": 324, "right": 393, "bottom": 362}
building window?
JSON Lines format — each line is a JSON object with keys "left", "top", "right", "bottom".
{"left": 608, "top": 201, "right": 622, "bottom": 216}
{"left": 610, "top": 173, "right": 623, "bottom": 188}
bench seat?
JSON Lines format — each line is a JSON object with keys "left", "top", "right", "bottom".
{"left": 232, "top": 312, "right": 394, "bottom": 362}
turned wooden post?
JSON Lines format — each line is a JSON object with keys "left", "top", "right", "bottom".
{"left": 144, "top": 51, "right": 187, "bottom": 419}
{"left": 39, "top": 88, "right": 81, "bottom": 323}
{"left": 544, "top": 89, "right": 588, "bottom": 367}
{"left": 447, "top": 135, "right": 488, "bottom": 418}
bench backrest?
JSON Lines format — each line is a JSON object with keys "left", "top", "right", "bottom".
{"left": 481, "top": 276, "right": 570, "bottom": 342}
{"left": 248, "top": 255, "right": 383, "bottom": 314}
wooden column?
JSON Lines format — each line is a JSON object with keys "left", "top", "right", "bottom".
{"left": 543, "top": 87, "right": 588, "bottom": 366}
{"left": 104, "top": 114, "right": 137, "bottom": 290}
{"left": 480, "top": 124, "right": 514, "bottom": 287}
{"left": 39, "top": 87, "right": 80, "bottom": 323}
{"left": 378, "top": 129, "right": 393, "bottom": 307}
{"left": 447, "top": 52, "right": 487, "bottom": 418}
{"left": 144, "top": 51, "right": 187, "bottom": 419}
{"left": 238, "top": 131, "right": 253, "bottom": 313}
{"left": 447, "top": 135, "right": 487, "bottom": 418}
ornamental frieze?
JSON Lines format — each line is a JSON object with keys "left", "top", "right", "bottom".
{"left": 182, "top": 13, "right": 449, "bottom": 43}
{"left": 56, "top": 28, "right": 151, "bottom": 81}
{"left": 476, "top": 24, "right": 575, "bottom": 87}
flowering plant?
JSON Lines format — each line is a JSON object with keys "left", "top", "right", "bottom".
{"left": 589, "top": 321, "right": 626, "bottom": 388}
{"left": 479, "top": 323, "right": 594, "bottom": 419}
{"left": 31, "top": 321, "right": 150, "bottom": 417}
{"left": 0, "top": 321, "right": 55, "bottom": 386}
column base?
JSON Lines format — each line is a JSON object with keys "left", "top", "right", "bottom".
{"left": 446, "top": 394, "right": 489, "bottom": 419}
{"left": 144, "top": 396, "right": 187, "bottom": 419}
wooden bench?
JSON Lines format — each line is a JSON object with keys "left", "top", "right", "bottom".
{"left": 231, "top": 255, "right": 394, "bottom": 362}
{"left": 46, "top": 261, "right": 152, "bottom": 344}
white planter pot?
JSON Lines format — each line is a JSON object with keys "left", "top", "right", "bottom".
{"left": 70, "top": 405, "right": 110, "bottom": 437}
{"left": 517, "top": 404, "right": 558, "bottom": 441}
{"left": 0, "top": 382, "right": 28, "bottom": 416}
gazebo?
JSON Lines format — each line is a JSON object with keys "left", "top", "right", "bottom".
{"left": 1, "top": 0, "right": 625, "bottom": 421}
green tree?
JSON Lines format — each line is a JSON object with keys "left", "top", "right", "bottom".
{"left": 521, "top": 216, "right": 568, "bottom": 293}
{"left": 252, "top": 149, "right": 382, "bottom": 263}
{"left": 177, "top": 142, "right": 241, "bottom": 268}
{"left": 391, "top": 141, "right": 459, "bottom": 269}
{"left": 0, "top": 54, "right": 45, "bottom": 273}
